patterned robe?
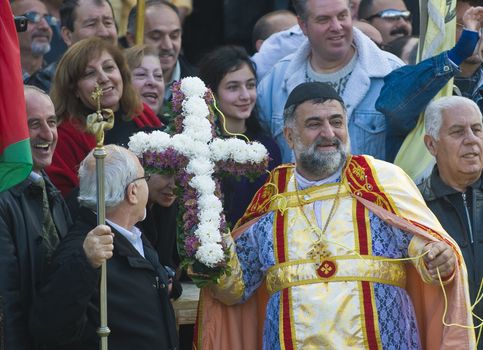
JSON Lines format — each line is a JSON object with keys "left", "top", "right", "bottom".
{"left": 195, "top": 155, "right": 475, "bottom": 350}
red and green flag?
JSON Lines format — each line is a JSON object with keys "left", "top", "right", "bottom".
{"left": 0, "top": 1, "right": 32, "bottom": 192}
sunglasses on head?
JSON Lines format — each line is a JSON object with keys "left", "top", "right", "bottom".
{"left": 22, "top": 11, "right": 58, "bottom": 27}
{"left": 366, "top": 9, "right": 412, "bottom": 22}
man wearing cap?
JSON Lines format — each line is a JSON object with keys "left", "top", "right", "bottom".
{"left": 195, "top": 82, "right": 475, "bottom": 349}
{"left": 256, "top": 0, "right": 404, "bottom": 163}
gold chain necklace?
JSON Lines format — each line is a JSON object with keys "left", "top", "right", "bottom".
{"left": 293, "top": 166, "right": 346, "bottom": 276}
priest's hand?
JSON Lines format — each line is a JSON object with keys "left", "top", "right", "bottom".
{"left": 83, "top": 225, "right": 115, "bottom": 269}
{"left": 423, "top": 241, "right": 456, "bottom": 280}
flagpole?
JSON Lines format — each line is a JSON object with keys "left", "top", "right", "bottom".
{"left": 135, "top": 0, "right": 145, "bottom": 45}
{"left": 86, "top": 85, "right": 115, "bottom": 350}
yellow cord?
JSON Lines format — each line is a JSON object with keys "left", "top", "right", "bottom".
{"left": 210, "top": 91, "right": 250, "bottom": 142}
{"left": 252, "top": 164, "right": 481, "bottom": 344}
{"left": 473, "top": 278, "right": 483, "bottom": 311}
{"left": 436, "top": 267, "right": 482, "bottom": 350}
{"left": 301, "top": 224, "right": 430, "bottom": 263}
{"left": 302, "top": 222, "right": 481, "bottom": 345}
{"left": 270, "top": 194, "right": 288, "bottom": 215}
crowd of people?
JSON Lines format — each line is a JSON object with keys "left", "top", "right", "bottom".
{"left": 1, "top": 0, "right": 482, "bottom": 349}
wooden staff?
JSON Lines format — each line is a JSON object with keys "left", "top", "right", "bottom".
{"left": 86, "top": 85, "right": 115, "bottom": 350}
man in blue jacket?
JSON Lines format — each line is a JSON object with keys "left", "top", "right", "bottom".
{"left": 257, "top": 0, "right": 404, "bottom": 162}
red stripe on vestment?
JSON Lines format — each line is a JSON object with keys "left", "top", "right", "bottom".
{"left": 356, "top": 201, "right": 369, "bottom": 255}
{"left": 281, "top": 288, "right": 295, "bottom": 350}
{"left": 356, "top": 200, "right": 380, "bottom": 349}
{"left": 361, "top": 281, "right": 380, "bottom": 350}
{"left": 346, "top": 156, "right": 396, "bottom": 213}
{"left": 274, "top": 167, "right": 288, "bottom": 263}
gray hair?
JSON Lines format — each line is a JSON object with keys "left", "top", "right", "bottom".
{"left": 78, "top": 144, "right": 139, "bottom": 210}
{"left": 24, "top": 85, "right": 48, "bottom": 97}
{"left": 425, "top": 96, "right": 482, "bottom": 140}
{"left": 283, "top": 97, "right": 347, "bottom": 127}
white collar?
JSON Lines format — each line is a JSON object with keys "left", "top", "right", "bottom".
{"left": 294, "top": 165, "right": 343, "bottom": 190}
{"left": 106, "top": 219, "right": 142, "bottom": 243}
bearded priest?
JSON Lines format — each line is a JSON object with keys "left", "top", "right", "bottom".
{"left": 194, "top": 82, "right": 476, "bottom": 350}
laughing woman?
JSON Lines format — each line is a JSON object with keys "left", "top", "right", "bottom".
{"left": 198, "top": 45, "right": 282, "bottom": 227}
{"left": 125, "top": 45, "right": 165, "bottom": 117}
{"left": 46, "top": 37, "right": 161, "bottom": 198}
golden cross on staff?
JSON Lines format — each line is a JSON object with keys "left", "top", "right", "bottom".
{"left": 85, "top": 84, "right": 114, "bottom": 350}
{"left": 86, "top": 85, "right": 115, "bottom": 147}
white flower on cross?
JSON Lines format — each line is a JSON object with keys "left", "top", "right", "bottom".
{"left": 128, "top": 77, "right": 268, "bottom": 269}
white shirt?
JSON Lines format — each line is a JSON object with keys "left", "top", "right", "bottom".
{"left": 106, "top": 219, "right": 145, "bottom": 258}
{"left": 294, "top": 166, "right": 343, "bottom": 229}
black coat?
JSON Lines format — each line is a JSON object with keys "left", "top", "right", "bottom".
{"left": 25, "top": 60, "right": 57, "bottom": 93}
{"left": 139, "top": 203, "right": 183, "bottom": 299}
{"left": 30, "top": 207, "right": 178, "bottom": 350}
{"left": 0, "top": 174, "right": 72, "bottom": 350}
{"left": 418, "top": 166, "right": 483, "bottom": 325}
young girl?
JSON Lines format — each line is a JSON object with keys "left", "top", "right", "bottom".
{"left": 198, "top": 45, "right": 282, "bottom": 227}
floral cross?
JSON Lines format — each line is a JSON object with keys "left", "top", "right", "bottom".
{"left": 128, "top": 77, "right": 269, "bottom": 285}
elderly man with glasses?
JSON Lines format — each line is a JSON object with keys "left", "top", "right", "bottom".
{"left": 358, "top": 0, "right": 412, "bottom": 44}
{"left": 11, "top": 0, "right": 55, "bottom": 81}
{"left": 30, "top": 144, "right": 178, "bottom": 350}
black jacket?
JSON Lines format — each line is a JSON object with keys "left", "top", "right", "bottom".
{"left": 139, "top": 203, "right": 183, "bottom": 299}
{"left": 31, "top": 207, "right": 178, "bottom": 350}
{"left": 25, "top": 60, "right": 57, "bottom": 93}
{"left": 418, "top": 166, "right": 483, "bottom": 320}
{"left": 0, "top": 174, "right": 72, "bottom": 350}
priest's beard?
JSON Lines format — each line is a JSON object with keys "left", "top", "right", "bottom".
{"left": 295, "top": 136, "right": 349, "bottom": 179}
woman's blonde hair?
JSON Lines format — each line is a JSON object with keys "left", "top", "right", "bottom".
{"left": 124, "top": 44, "right": 160, "bottom": 72}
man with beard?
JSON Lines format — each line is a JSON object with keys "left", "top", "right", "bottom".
{"left": 358, "top": 0, "right": 412, "bottom": 44}
{"left": 194, "top": 82, "right": 475, "bottom": 349}
{"left": 11, "top": 0, "right": 54, "bottom": 81}
{"left": 27, "top": 0, "right": 118, "bottom": 92}
{"left": 376, "top": 1, "right": 483, "bottom": 162}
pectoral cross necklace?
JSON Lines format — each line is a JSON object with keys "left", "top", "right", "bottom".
{"left": 294, "top": 173, "right": 344, "bottom": 278}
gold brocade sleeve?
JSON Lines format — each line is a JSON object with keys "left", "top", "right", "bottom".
{"left": 209, "top": 234, "right": 245, "bottom": 305}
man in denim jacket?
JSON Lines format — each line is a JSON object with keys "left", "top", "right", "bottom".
{"left": 376, "top": 1, "right": 483, "bottom": 162}
{"left": 257, "top": 0, "right": 403, "bottom": 163}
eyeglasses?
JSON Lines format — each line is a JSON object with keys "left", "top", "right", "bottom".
{"left": 366, "top": 9, "right": 412, "bottom": 22}
{"left": 129, "top": 174, "right": 151, "bottom": 184}
{"left": 22, "top": 11, "right": 58, "bottom": 27}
